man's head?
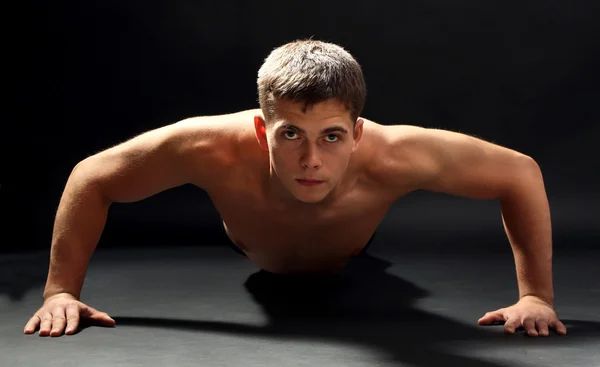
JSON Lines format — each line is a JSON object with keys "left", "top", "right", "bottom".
{"left": 257, "top": 39, "right": 366, "bottom": 125}
{"left": 253, "top": 40, "right": 367, "bottom": 204}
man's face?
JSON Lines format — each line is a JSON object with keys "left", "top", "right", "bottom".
{"left": 254, "top": 98, "right": 363, "bottom": 204}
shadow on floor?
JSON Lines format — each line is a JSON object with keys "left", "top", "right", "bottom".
{"left": 0, "top": 253, "right": 49, "bottom": 301}
{"left": 105, "top": 253, "right": 600, "bottom": 367}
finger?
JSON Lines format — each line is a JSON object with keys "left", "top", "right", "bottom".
{"left": 478, "top": 310, "right": 505, "bottom": 325}
{"left": 65, "top": 304, "right": 80, "bottom": 335}
{"left": 24, "top": 315, "right": 41, "bottom": 334}
{"left": 536, "top": 318, "right": 549, "bottom": 337}
{"left": 504, "top": 316, "right": 521, "bottom": 334}
{"left": 50, "top": 307, "right": 67, "bottom": 337}
{"left": 38, "top": 312, "right": 53, "bottom": 337}
{"left": 523, "top": 317, "right": 538, "bottom": 336}
{"left": 82, "top": 305, "right": 116, "bottom": 326}
{"left": 551, "top": 319, "right": 568, "bottom": 335}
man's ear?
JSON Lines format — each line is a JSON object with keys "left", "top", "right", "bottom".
{"left": 254, "top": 115, "right": 269, "bottom": 150}
{"left": 351, "top": 118, "right": 364, "bottom": 153}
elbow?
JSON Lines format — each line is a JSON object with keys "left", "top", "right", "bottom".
{"left": 501, "top": 155, "right": 544, "bottom": 200}
{"left": 520, "top": 154, "right": 540, "bottom": 171}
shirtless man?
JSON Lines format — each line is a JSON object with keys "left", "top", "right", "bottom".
{"left": 24, "top": 40, "right": 567, "bottom": 338}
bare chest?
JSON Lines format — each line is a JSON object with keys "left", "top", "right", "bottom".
{"left": 206, "top": 183, "right": 394, "bottom": 273}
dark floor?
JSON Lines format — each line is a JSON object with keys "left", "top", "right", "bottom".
{"left": 1, "top": 244, "right": 599, "bottom": 367}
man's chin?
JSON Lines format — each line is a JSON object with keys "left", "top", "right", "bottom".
{"left": 295, "top": 197, "right": 326, "bottom": 204}
{"left": 291, "top": 190, "right": 331, "bottom": 204}
{"left": 284, "top": 180, "right": 334, "bottom": 204}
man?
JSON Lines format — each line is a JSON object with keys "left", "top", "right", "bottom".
{"left": 24, "top": 40, "right": 567, "bottom": 338}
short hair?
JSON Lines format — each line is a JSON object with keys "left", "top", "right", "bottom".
{"left": 257, "top": 39, "right": 366, "bottom": 125}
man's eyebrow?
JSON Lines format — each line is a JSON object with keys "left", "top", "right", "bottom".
{"left": 280, "top": 124, "right": 349, "bottom": 135}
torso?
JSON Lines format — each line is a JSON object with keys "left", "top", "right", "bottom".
{"left": 189, "top": 109, "right": 411, "bottom": 274}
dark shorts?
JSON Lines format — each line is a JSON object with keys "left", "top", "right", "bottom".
{"left": 228, "top": 231, "right": 376, "bottom": 258}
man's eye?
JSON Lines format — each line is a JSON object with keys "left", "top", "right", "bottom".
{"left": 325, "top": 135, "right": 340, "bottom": 142}
{"left": 283, "top": 131, "right": 297, "bottom": 139}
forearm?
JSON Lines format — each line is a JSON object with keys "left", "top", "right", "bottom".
{"left": 43, "top": 167, "right": 111, "bottom": 301}
{"left": 500, "top": 163, "right": 554, "bottom": 306}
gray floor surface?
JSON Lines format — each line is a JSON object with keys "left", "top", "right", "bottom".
{"left": 1, "top": 245, "right": 599, "bottom": 367}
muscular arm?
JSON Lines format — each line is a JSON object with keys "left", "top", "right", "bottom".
{"left": 44, "top": 118, "right": 227, "bottom": 300}
{"left": 382, "top": 125, "right": 554, "bottom": 304}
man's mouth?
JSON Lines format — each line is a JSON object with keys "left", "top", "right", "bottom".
{"left": 296, "top": 179, "right": 324, "bottom": 186}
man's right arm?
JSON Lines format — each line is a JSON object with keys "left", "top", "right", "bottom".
{"left": 43, "top": 117, "right": 225, "bottom": 300}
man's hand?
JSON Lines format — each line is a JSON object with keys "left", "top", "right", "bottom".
{"left": 478, "top": 295, "right": 567, "bottom": 336}
{"left": 24, "top": 293, "right": 115, "bottom": 337}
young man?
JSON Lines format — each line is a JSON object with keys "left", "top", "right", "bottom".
{"left": 24, "top": 40, "right": 566, "bottom": 338}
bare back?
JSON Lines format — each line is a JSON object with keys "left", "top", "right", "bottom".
{"left": 188, "top": 109, "right": 405, "bottom": 274}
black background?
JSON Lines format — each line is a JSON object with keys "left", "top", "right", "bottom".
{"left": 4, "top": 0, "right": 599, "bottom": 254}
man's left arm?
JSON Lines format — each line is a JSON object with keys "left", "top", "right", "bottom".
{"left": 384, "top": 125, "right": 567, "bottom": 336}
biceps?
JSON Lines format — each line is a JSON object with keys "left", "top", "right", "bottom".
{"left": 418, "top": 129, "right": 532, "bottom": 199}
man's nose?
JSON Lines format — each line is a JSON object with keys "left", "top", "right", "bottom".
{"left": 300, "top": 144, "right": 322, "bottom": 169}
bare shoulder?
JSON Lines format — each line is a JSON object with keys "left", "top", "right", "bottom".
{"left": 364, "top": 122, "right": 437, "bottom": 193}
{"left": 173, "top": 109, "right": 262, "bottom": 188}
{"left": 174, "top": 109, "right": 258, "bottom": 150}
{"left": 366, "top": 121, "right": 527, "bottom": 196}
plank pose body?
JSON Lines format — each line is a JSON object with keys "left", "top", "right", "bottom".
{"left": 25, "top": 40, "right": 567, "bottom": 338}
